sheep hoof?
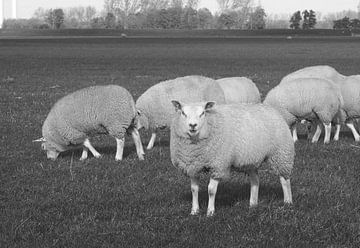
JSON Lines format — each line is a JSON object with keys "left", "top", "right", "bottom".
{"left": 190, "top": 209, "right": 199, "bottom": 215}
{"left": 79, "top": 157, "right": 87, "bottom": 161}
{"left": 138, "top": 155, "right": 145, "bottom": 161}
{"left": 93, "top": 154, "right": 102, "bottom": 159}
{"left": 115, "top": 157, "right": 122, "bottom": 161}
{"left": 206, "top": 210, "right": 215, "bottom": 217}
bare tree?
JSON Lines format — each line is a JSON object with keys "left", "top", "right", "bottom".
{"left": 140, "top": 0, "right": 169, "bottom": 11}
{"left": 185, "top": 0, "right": 199, "bottom": 9}
{"left": 104, "top": 0, "right": 142, "bottom": 28}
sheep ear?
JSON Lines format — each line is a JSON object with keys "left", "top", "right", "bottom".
{"left": 204, "top": 101, "right": 216, "bottom": 111}
{"left": 171, "top": 100, "right": 182, "bottom": 112}
{"left": 33, "top": 137, "right": 46, "bottom": 142}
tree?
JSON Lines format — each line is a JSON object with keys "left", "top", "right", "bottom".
{"left": 217, "top": 11, "right": 237, "bottom": 29}
{"left": 350, "top": 18, "right": 360, "bottom": 28}
{"left": 308, "top": 10, "right": 316, "bottom": 29}
{"left": 104, "top": 0, "right": 141, "bottom": 29}
{"left": 247, "top": 6, "right": 266, "bottom": 29}
{"left": 198, "top": 8, "right": 213, "bottom": 29}
{"left": 181, "top": 7, "right": 198, "bottom": 29}
{"left": 104, "top": 12, "right": 117, "bottom": 28}
{"left": 289, "top": 11, "right": 302, "bottom": 29}
{"left": 302, "top": 9, "right": 310, "bottom": 29}
{"left": 333, "top": 16, "right": 351, "bottom": 29}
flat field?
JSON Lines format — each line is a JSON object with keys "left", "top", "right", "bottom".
{"left": 1, "top": 36, "right": 360, "bottom": 247}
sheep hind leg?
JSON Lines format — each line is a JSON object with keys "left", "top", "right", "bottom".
{"left": 280, "top": 176, "right": 292, "bottom": 204}
{"left": 333, "top": 124, "right": 341, "bottom": 141}
{"left": 311, "top": 124, "right": 322, "bottom": 143}
{"left": 146, "top": 133, "right": 156, "bottom": 150}
{"left": 83, "top": 138, "right": 101, "bottom": 159}
{"left": 346, "top": 122, "right": 360, "bottom": 142}
{"left": 323, "top": 122, "right": 332, "bottom": 144}
{"left": 207, "top": 178, "right": 219, "bottom": 217}
{"left": 248, "top": 170, "right": 259, "bottom": 207}
{"left": 80, "top": 147, "right": 88, "bottom": 161}
{"left": 190, "top": 177, "right": 200, "bottom": 215}
{"left": 115, "top": 138, "right": 125, "bottom": 161}
{"left": 291, "top": 126, "right": 298, "bottom": 142}
{"left": 131, "top": 128, "right": 145, "bottom": 160}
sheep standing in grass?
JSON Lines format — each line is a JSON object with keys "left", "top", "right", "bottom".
{"left": 136, "top": 75, "right": 226, "bottom": 150}
{"left": 280, "top": 65, "right": 347, "bottom": 142}
{"left": 34, "top": 85, "right": 145, "bottom": 161}
{"left": 216, "top": 77, "right": 261, "bottom": 104}
{"left": 170, "top": 101, "right": 294, "bottom": 216}
{"left": 264, "top": 78, "right": 344, "bottom": 144}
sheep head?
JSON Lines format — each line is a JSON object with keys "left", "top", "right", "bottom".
{"left": 171, "top": 100, "right": 215, "bottom": 139}
{"left": 33, "top": 137, "right": 62, "bottom": 160}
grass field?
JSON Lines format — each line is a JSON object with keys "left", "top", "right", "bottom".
{"left": 2, "top": 36, "right": 360, "bottom": 247}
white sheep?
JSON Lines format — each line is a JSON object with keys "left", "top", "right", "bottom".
{"left": 136, "top": 75, "right": 226, "bottom": 150}
{"left": 170, "top": 101, "right": 294, "bottom": 216}
{"left": 34, "top": 85, "right": 145, "bottom": 161}
{"left": 264, "top": 77, "right": 344, "bottom": 144}
{"left": 216, "top": 77, "right": 261, "bottom": 104}
{"left": 280, "top": 65, "right": 347, "bottom": 142}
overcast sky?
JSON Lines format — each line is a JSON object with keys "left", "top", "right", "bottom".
{"left": 2, "top": 0, "right": 360, "bottom": 19}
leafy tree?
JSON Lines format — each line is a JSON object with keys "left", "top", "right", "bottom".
{"left": 333, "top": 16, "right": 351, "bottom": 29}
{"left": 302, "top": 9, "right": 310, "bottom": 29}
{"left": 104, "top": 12, "right": 117, "bottom": 28}
{"left": 247, "top": 6, "right": 266, "bottom": 29}
{"left": 308, "top": 10, "right": 316, "bottom": 29}
{"left": 289, "top": 11, "right": 302, "bottom": 29}
{"left": 217, "top": 11, "right": 237, "bottom": 29}
{"left": 198, "top": 8, "right": 213, "bottom": 29}
{"left": 90, "top": 17, "right": 106, "bottom": 28}
{"left": 53, "top": 9, "right": 65, "bottom": 29}
{"left": 181, "top": 7, "right": 198, "bottom": 29}
{"left": 350, "top": 18, "right": 360, "bottom": 28}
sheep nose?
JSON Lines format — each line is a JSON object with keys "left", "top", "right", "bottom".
{"left": 189, "top": 123, "right": 197, "bottom": 129}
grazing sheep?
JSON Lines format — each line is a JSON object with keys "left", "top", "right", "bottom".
{"left": 34, "top": 85, "right": 145, "bottom": 161}
{"left": 136, "top": 75, "right": 226, "bottom": 150}
{"left": 264, "top": 78, "right": 343, "bottom": 144}
{"left": 170, "top": 101, "right": 294, "bottom": 216}
{"left": 280, "top": 65, "right": 347, "bottom": 142}
{"left": 216, "top": 77, "right": 261, "bottom": 104}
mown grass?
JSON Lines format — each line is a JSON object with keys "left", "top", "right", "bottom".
{"left": 1, "top": 36, "right": 360, "bottom": 247}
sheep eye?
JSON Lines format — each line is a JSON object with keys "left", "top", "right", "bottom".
{"left": 181, "top": 110, "right": 187, "bottom": 117}
{"left": 199, "top": 111, "right": 205, "bottom": 117}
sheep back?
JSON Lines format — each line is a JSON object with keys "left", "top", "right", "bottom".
{"left": 216, "top": 77, "right": 261, "bottom": 104}
{"left": 170, "top": 103, "right": 294, "bottom": 179}
{"left": 136, "top": 75, "right": 226, "bottom": 130}
{"left": 42, "top": 85, "right": 137, "bottom": 150}
{"left": 264, "top": 78, "right": 343, "bottom": 126}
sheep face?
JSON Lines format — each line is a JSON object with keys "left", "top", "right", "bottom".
{"left": 136, "top": 110, "right": 149, "bottom": 130}
{"left": 171, "top": 100, "right": 215, "bottom": 137}
{"left": 41, "top": 142, "right": 61, "bottom": 160}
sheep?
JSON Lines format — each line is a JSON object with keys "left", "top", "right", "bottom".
{"left": 280, "top": 65, "right": 347, "bottom": 142}
{"left": 216, "top": 77, "right": 261, "bottom": 104}
{"left": 136, "top": 75, "right": 226, "bottom": 150}
{"left": 33, "top": 85, "right": 145, "bottom": 161}
{"left": 170, "top": 100, "right": 294, "bottom": 216}
{"left": 263, "top": 77, "right": 344, "bottom": 144}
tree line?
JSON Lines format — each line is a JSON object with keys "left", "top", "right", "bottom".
{"left": 2, "top": 0, "right": 266, "bottom": 30}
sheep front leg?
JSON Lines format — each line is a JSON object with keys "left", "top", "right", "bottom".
{"left": 147, "top": 133, "right": 156, "bottom": 150}
{"left": 190, "top": 177, "right": 200, "bottom": 215}
{"left": 323, "top": 122, "right": 332, "bottom": 144}
{"left": 207, "top": 178, "right": 219, "bottom": 217}
{"left": 280, "top": 176, "right": 292, "bottom": 204}
{"left": 115, "top": 138, "right": 125, "bottom": 161}
{"left": 291, "top": 126, "right": 298, "bottom": 142}
{"left": 131, "top": 128, "right": 145, "bottom": 160}
{"left": 83, "top": 138, "right": 101, "bottom": 159}
{"left": 248, "top": 170, "right": 259, "bottom": 207}
{"left": 311, "top": 124, "right": 322, "bottom": 143}
{"left": 80, "top": 147, "right": 88, "bottom": 161}
{"left": 346, "top": 122, "right": 360, "bottom": 142}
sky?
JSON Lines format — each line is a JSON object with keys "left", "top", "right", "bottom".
{"left": 1, "top": 0, "right": 360, "bottom": 19}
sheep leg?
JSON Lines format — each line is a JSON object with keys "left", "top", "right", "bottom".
{"left": 346, "top": 123, "right": 360, "bottom": 142}
{"left": 131, "top": 129, "right": 145, "bottom": 160}
{"left": 333, "top": 124, "right": 341, "bottom": 141}
{"left": 323, "top": 123, "right": 332, "bottom": 144}
{"left": 83, "top": 138, "right": 101, "bottom": 158}
{"left": 115, "top": 138, "right": 125, "bottom": 161}
{"left": 190, "top": 177, "right": 200, "bottom": 215}
{"left": 248, "top": 170, "right": 259, "bottom": 207}
{"left": 207, "top": 178, "right": 219, "bottom": 217}
{"left": 80, "top": 147, "right": 88, "bottom": 161}
{"left": 146, "top": 133, "right": 156, "bottom": 150}
{"left": 291, "top": 126, "right": 298, "bottom": 142}
{"left": 280, "top": 176, "right": 292, "bottom": 204}
{"left": 311, "top": 124, "right": 322, "bottom": 143}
